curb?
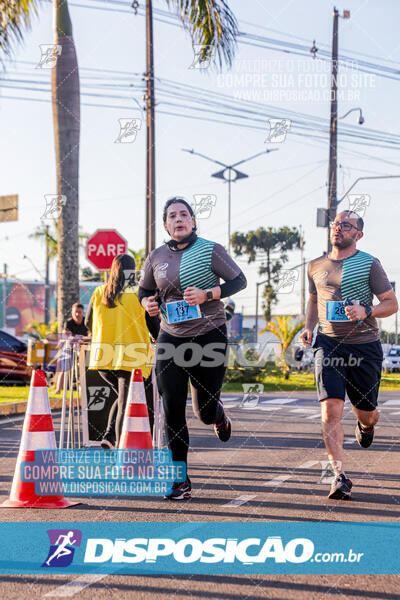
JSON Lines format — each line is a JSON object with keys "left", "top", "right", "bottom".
{"left": 0, "top": 397, "right": 64, "bottom": 417}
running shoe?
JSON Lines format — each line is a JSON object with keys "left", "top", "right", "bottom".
{"left": 214, "top": 413, "right": 231, "bottom": 442}
{"left": 164, "top": 477, "right": 192, "bottom": 500}
{"left": 101, "top": 432, "right": 116, "bottom": 449}
{"left": 355, "top": 421, "right": 374, "bottom": 448}
{"left": 328, "top": 474, "right": 353, "bottom": 500}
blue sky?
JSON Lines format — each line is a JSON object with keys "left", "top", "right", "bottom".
{"left": 0, "top": 0, "right": 399, "bottom": 330}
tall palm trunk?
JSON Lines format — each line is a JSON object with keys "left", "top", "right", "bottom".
{"left": 52, "top": 0, "right": 80, "bottom": 330}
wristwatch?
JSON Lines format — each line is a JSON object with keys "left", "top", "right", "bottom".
{"left": 362, "top": 304, "right": 372, "bottom": 319}
{"left": 205, "top": 289, "right": 214, "bottom": 301}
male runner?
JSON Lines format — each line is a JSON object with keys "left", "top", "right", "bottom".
{"left": 299, "top": 211, "right": 397, "bottom": 500}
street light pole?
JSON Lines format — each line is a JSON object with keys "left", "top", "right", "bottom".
{"left": 182, "top": 148, "right": 278, "bottom": 253}
{"left": 227, "top": 168, "right": 232, "bottom": 252}
{"left": 255, "top": 278, "right": 268, "bottom": 342}
{"left": 337, "top": 175, "right": 400, "bottom": 206}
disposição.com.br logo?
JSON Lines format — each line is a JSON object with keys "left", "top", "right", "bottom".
{"left": 42, "top": 529, "right": 82, "bottom": 568}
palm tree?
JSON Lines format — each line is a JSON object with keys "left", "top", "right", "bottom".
{"left": 166, "top": 0, "right": 238, "bottom": 68}
{"left": 52, "top": 0, "right": 80, "bottom": 331}
{"left": 0, "top": 1, "right": 37, "bottom": 56}
{"left": 0, "top": 1, "right": 79, "bottom": 331}
{"left": 2, "top": 0, "right": 239, "bottom": 331}
{"left": 261, "top": 315, "right": 305, "bottom": 380}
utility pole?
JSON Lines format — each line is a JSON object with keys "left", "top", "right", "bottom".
{"left": 2, "top": 264, "right": 7, "bottom": 329}
{"left": 145, "top": 0, "right": 156, "bottom": 255}
{"left": 327, "top": 7, "right": 339, "bottom": 253}
{"left": 300, "top": 226, "right": 305, "bottom": 318}
{"left": 45, "top": 226, "right": 50, "bottom": 325}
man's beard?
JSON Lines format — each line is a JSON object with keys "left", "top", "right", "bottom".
{"left": 331, "top": 235, "right": 355, "bottom": 249}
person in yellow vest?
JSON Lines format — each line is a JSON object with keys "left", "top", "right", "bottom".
{"left": 85, "top": 254, "right": 159, "bottom": 448}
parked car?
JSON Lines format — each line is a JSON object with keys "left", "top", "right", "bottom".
{"left": 383, "top": 346, "right": 400, "bottom": 373}
{"left": 0, "top": 329, "right": 32, "bottom": 384}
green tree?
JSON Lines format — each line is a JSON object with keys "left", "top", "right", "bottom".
{"left": 80, "top": 266, "right": 102, "bottom": 282}
{"left": 260, "top": 315, "right": 305, "bottom": 379}
{"left": 231, "top": 226, "right": 301, "bottom": 320}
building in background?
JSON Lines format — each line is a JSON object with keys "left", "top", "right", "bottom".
{"left": 0, "top": 279, "right": 99, "bottom": 335}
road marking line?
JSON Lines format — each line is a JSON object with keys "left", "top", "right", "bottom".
{"left": 305, "top": 413, "right": 321, "bottom": 419}
{"left": 44, "top": 573, "right": 107, "bottom": 597}
{"left": 223, "top": 494, "right": 257, "bottom": 507}
{"left": 264, "top": 475, "right": 292, "bottom": 486}
{"left": 298, "top": 460, "right": 319, "bottom": 469}
{"left": 290, "top": 408, "right": 318, "bottom": 413}
{"left": 262, "top": 398, "right": 297, "bottom": 404}
{"left": 389, "top": 411, "right": 400, "bottom": 415}
{"left": 263, "top": 460, "right": 319, "bottom": 487}
{"left": 257, "top": 406, "right": 283, "bottom": 411}
{"left": 344, "top": 439, "right": 356, "bottom": 444}
{"left": 381, "top": 400, "right": 400, "bottom": 406}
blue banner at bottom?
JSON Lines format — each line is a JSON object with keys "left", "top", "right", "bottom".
{"left": 0, "top": 522, "right": 398, "bottom": 574}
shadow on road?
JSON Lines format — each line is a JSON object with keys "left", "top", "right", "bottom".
{"left": 0, "top": 574, "right": 399, "bottom": 599}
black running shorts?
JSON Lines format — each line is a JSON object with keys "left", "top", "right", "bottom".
{"left": 313, "top": 332, "right": 383, "bottom": 411}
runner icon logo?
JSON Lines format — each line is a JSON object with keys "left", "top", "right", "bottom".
{"left": 87, "top": 386, "right": 111, "bottom": 411}
{"left": 265, "top": 118, "right": 291, "bottom": 143}
{"left": 348, "top": 194, "right": 370, "bottom": 219}
{"left": 41, "top": 194, "right": 67, "bottom": 221}
{"left": 276, "top": 270, "right": 299, "bottom": 294}
{"left": 189, "top": 44, "right": 213, "bottom": 69}
{"left": 241, "top": 383, "right": 264, "bottom": 408}
{"left": 42, "top": 529, "right": 82, "bottom": 568}
{"left": 115, "top": 118, "right": 142, "bottom": 143}
{"left": 319, "top": 460, "right": 342, "bottom": 484}
{"left": 36, "top": 44, "right": 62, "bottom": 69}
{"left": 155, "top": 263, "right": 169, "bottom": 279}
{"left": 123, "top": 269, "right": 137, "bottom": 292}
{"left": 192, "top": 194, "right": 217, "bottom": 219}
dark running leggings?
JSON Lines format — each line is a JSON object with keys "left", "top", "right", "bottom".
{"left": 155, "top": 325, "right": 228, "bottom": 466}
{"left": 98, "top": 369, "right": 154, "bottom": 446}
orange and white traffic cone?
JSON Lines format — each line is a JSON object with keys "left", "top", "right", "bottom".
{"left": 1, "top": 369, "right": 77, "bottom": 508}
{"left": 118, "top": 369, "right": 153, "bottom": 450}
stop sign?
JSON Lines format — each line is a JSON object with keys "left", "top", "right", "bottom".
{"left": 86, "top": 229, "right": 127, "bottom": 270}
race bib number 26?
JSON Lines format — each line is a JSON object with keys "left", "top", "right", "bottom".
{"left": 326, "top": 301, "right": 350, "bottom": 322}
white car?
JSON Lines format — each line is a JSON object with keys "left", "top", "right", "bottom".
{"left": 383, "top": 346, "right": 400, "bottom": 373}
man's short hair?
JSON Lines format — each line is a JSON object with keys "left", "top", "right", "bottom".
{"left": 72, "top": 303, "right": 84, "bottom": 310}
{"left": 343, "top": 210, "right": 364, "bottom": 231}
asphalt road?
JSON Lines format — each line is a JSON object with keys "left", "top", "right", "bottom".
{"left": 0, "top": 391, "right": 399, "bottom": 599}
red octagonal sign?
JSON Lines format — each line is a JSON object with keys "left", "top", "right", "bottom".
{"left": 86, "top": 229, "right": 127, "bottom": 271}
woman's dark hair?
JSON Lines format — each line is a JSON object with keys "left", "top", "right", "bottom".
{"left": 102, "top": 254, "right": 136, "bottom": 308}
{"left": 162, "top": 197, "right": 197, "bottom": 232}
